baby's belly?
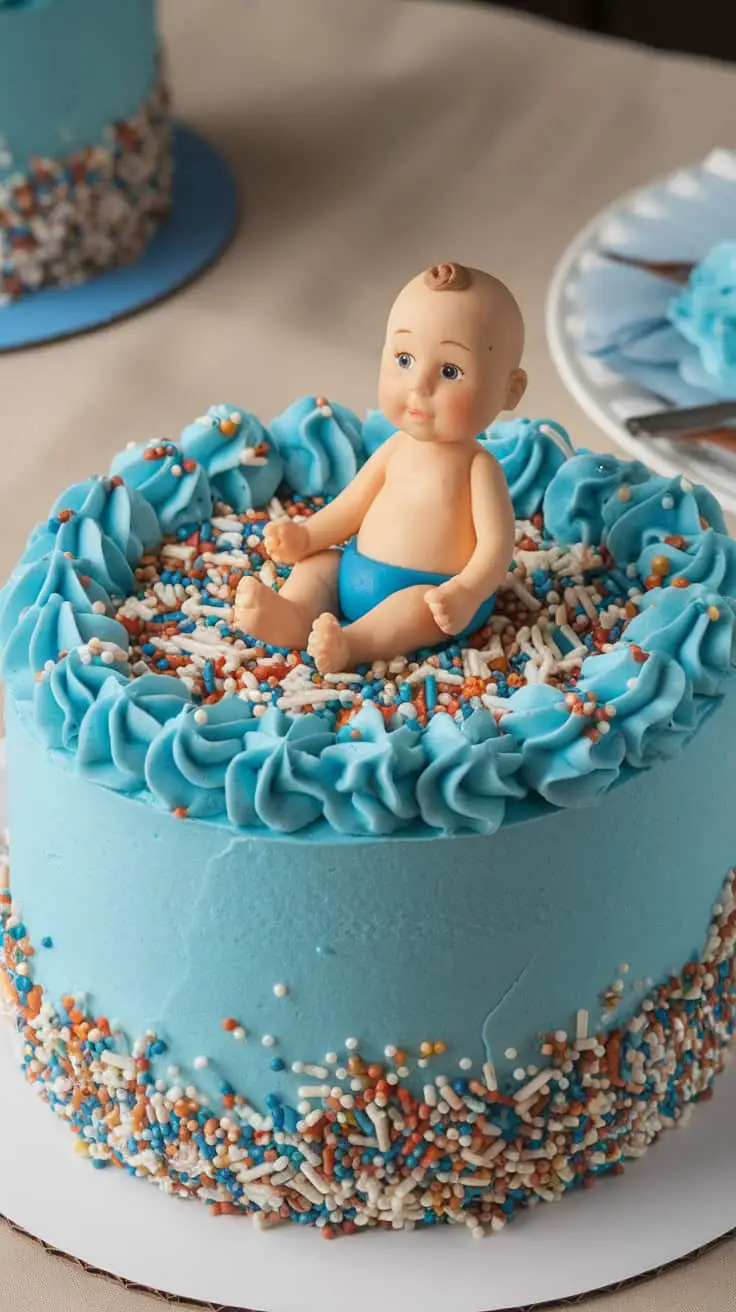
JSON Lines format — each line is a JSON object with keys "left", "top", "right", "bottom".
{"left": 357, "top": 497, "right": 474, "bottom": 574}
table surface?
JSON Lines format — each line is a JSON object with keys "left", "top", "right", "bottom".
{"left": 2, "top": 1, "right": 736, "bottom": 1308}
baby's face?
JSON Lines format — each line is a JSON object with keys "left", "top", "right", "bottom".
{"left": 378, "top": 278, "right": 525, "bottom": 444}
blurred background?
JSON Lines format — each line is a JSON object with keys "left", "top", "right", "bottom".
{"left": 469, "top": 0, "right": 736, "bottom": 60}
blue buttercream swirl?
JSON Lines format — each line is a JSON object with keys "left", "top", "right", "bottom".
{"left": 0, "top": 554, "right": 112, "bottom": 645}
{"left": 638, "top": 528, "right": 736, "bottom": 600}
{"left": 480, "top": 417, "right": 574, "bottom": 519}
{"left": 110, "top": 441, "right": 213, "bottom": 534}
{"left": 145, "top": 696, "right": 254, "bottom": 819}
{"left": 576, "top": 646, "right": 701, "bottom": 769}
{"left": 319, "top": 703, "right": 425, "bottom": 835}
{"left": 34, "top": 652, "right": 129, "bottom": 752}
{"left": 415, "top": 709, "right": 526, "bottom": 834}
{"left": 500, "top": 683, "right": 625, "bottom": 806}
{"left": 226, "top": 708, "right": 336, "bottom": 832}
{"left": 270, "top": 396, "right": 364, "bottom": 497}
{"left": 543, "top": 452, "right": 650, "bottom": 546}
{"left": 362, "top": 410, "right": 398, "bottom": 456}
{"left": 625, "top": 583, "right": 736, "bottom": 697}
{"left": 19, "top": 514, "right": 133, "bottom": 597}
{"left": 179, "top": 404, "right": 284, "bottom": 512}
{"left": 602, "top": 472, "right": 726, "bottom": 566}
{"left": 2, "top": 595, "right": 129, "bottom": 701}
{"left": 77, "top": 674, "right": 191, "bottom": 792}
{"left": 24, "top": 475, "right": 160, "bottom": 568}
{"left": 668, "top": 242, "right": 736, "bottom": 389}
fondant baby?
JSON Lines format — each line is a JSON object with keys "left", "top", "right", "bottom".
{"left": 234, "top": 262, "right": 526, "bottom": 673}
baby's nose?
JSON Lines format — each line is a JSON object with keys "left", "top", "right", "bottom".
{"left": 413, "top": 365, "right": 436, "bottom": 399}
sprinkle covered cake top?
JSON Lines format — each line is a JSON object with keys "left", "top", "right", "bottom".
{"left": 1, "top": 398, "right": 735, "bottom": 838}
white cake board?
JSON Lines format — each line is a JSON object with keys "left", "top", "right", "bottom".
{"left": 2, "top": 730, "right": 736, "bottom": 1310}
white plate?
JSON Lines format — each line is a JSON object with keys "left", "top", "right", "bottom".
{"left": 546, "top": 180, "right": 736, "bottom": 518}
{"left": 2, "top": 739, "right": 736, "bottom": 1310}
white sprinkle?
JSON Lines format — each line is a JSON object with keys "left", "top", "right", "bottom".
{"left": 513, "top": 1068, "right": 560, "bottom": 1103}
{"left": 366, "top": 1103, "right": 391, "bottom": 1152}
{"left": 576, "top": 1009, "right": 589, "bottom": 1041}
{"left": 458, "top": 1057, "right": 473, "bottom": 1071}
{"left": 193, "top": 1056, "right": 209, "bottom": 1070}
{"left": 513, "top": 1067, "right": 526, "bottom": 1081}
{"left": 324, "top": 1052, "right": 338, "bottom": 1065}
{"left": 345, "top": 1037, "right": 359, "bottom": 1051}
{"left": 482, "top": 1061, "right": 498, "bottom": 1092}
{"left": 233, "top": 1027, "right": 246, "bottom": 1042}
{"left": 193, "top": 709, "right": 208, "bottom": 725}
{"left": 272, "top": 982, "right": 288, "bottom": 998}
{"left": 423, "top": 1084, "right": 437, "bottom": 1107}
{"left": 297, "top": 1084, "right": 331, "bottom": 1099}
{"left": 384, "top": 1045, "right": 397, "bottom": 1059}
{"left": 504, "top": 1047, "right": 517, "bottom": 1060}
{"left": 441, "top": 1085, "right": 463, "bottom": 1111}
{"left": 261, "top": 1035, "right": 276, "bottom": 1048}
{"left": 302, "top": 1064, "right": 328, "bottom": 1079}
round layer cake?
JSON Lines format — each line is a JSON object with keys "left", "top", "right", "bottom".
{"left": 2, "top": 401, "right": 736, "bottom": 1238}
{"left": 0, "top": 0, "right": 171, "bottom": 303}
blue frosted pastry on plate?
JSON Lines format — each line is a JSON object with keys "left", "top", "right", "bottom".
{"left": 2, "top": 406, "right": 736, "bottom": 1239}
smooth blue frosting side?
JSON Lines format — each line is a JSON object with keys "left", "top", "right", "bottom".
{"left": 270, "top": 396, "right": 365, "bottom": 497}
{"left": 0, "top": 0, "right": 158, "bottom": 179}
{"left": 543, "top": 452, "right": 650, "bottom": 546}
{"left": 9, "top": 686, "right": 736, "bottom": 1110}
{"left": 480, "top": 418, "right": 574, "bottom": 518}
{"left": 109, "top": 441, "right": 213, "bottom": 534}
{"left": 24, "top": 476, "right": 160, "bottom": 568}
{"left": 179, "top": 405, "right": 284, "bottom": 512}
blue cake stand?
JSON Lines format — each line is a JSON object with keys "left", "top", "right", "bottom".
{"left": 0, "top": 125, "right": 238, "bottom": 351}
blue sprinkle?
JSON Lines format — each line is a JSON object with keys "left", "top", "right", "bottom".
{"left": 425, "top": 674, "right": 437, "bottom": 712}
{"left": 41, "top": 936, "right": 53, "bottom": 949}
{"left": 270, "top": 1057, "right": 286, "bottom": 1072}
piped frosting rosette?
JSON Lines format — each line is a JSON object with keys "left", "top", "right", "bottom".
{"left": 1, "top": 402, "right": 735, "bottom": 837}
{"left": 179, "top": 404, "right": 284, "bottom": 512}
{"left": 110, "top": 440, "right": 212, "bottom": 534}
{"left": 270, "top": 396, "right": 365, "bottom": 497}
{"left": 571, "top": 150, "right": 736, "bottom": 407}
{"left": 480, "top": 418, "right": 574, "bottom": 518}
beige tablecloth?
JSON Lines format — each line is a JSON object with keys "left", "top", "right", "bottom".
{"left": 2, "top": 1, "right": 736, "bottom": 1307}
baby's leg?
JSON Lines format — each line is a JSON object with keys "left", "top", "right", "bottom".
{"left": 234, "top": 551, "right": 340, "bottom": 649}
{"left": 308, "top": 584, "right": 443, "bottom": 674}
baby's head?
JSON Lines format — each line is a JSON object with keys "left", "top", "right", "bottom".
{"left": 379, "top": 262, "right": 527, "bottom": 445}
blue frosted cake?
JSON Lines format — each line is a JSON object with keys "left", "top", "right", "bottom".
{"left": 2, "top": 402, "right": 736, "bottom": 1239}
{"left": 0, "top": 0, "right": 171, "bottom": 303}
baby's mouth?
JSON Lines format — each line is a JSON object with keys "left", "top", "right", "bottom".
{"left": 407, "top": 406, "right": 431, "bottom": 421}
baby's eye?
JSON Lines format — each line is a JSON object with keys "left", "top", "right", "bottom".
{"left": 395, "top": 351, "right": 415, "bottom": 370}
{"left": 440, "top": 363, "right": 464, "bottom": 381}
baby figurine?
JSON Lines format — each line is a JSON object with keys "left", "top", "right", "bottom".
{"left": 234, "top": 261, "right": 526, "bottom": 674}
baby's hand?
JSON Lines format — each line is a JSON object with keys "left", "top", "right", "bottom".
{"left": 425, "top": 579, "right": 479, "bottom": 637}
{"left": 264, "top": 519, "right": 310, "bottom": 565}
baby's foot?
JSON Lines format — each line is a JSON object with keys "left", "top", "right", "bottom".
{"left": 233, "top": 576, "right": 311, "bottom": 649}
{"left": 425, "top": 580, "right": 478, "bottom": 636}
{"left": 307, "top": 612, "right": 351, "bottom": 675}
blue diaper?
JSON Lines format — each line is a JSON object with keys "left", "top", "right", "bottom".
{"left": 338, "top": 539, "right": 495, "bottom": 636}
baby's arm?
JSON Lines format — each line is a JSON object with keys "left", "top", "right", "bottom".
{"left": 426, "top": 449, "right": 515, "bottom": 636}
{"left": 265, "top": 436, "right": 397, "bottom": 564}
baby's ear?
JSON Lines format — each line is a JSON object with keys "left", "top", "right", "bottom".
{"left": 505, "top": 368, "right": 528, "bottom": 411}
